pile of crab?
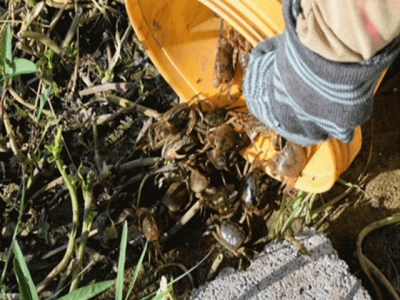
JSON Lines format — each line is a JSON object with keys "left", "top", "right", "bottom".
{"left": 127, "top": 23, "right": 309, "bottom": 270}
{"left": 132, "top": 98, "right": 301, "bottom": 263}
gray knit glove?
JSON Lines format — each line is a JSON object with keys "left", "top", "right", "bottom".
{"left": 243, "top": 0, "right": 400, "bottom": 146}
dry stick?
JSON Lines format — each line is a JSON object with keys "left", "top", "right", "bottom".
{"left": 105, "top": 94, "right": 160, "bottom": 119}
{"left": 90, "top": 0, "right": 112, "bottom": 26}
{"left": 357, "top": 214, "right": 400, "bottom": 300}
{"left": 113, "top": 157, "right": 161, "bottom": 173}
{"left": 96, "top": 105, "right": 137, "bottom": 125}
{"left": 47, "top": 7, "right": 65, "bottom": 32}
{"left": 66, "top": 7, "right": 83, "bottom": 98}
{"left": 61, "top": 6, "right": 82, "bottom": 50}
{"left": 92, "top": 114, "right": 102, "bottom": 172}
{"left": 207, "top": 253, "right": 223, "bottom": 280}
{"left": 161, "top": 200, "right": 202, "bottom": 243}
{"left": 79, "top": 82, "right": 139, "bottom": 97}
{"left": 107, "top": 23, "right": 132, "bottom": 74}
{"left": 28, "top": 176, "right": 64, "bottom": 204}
{"left": 8, "top": 87, "right": 52, "bottom": 117}
{"left": 18, "top": 2, "right": 45, "bottom": 34}
{"left": 19, "top": 31, "right": 61, "bottom": 55}
{"left": 2, "top": 109, "right": 28, "bottom": 163}
{"left": 0, "top": 88, "right": 6, "bottom": 133}
{"left": 44, "top": 0, "right": 78, "bottom": 10}
{"left": 95, "top": 90, "right": 155, "bottom": 125}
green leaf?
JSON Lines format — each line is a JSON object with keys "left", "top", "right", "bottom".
{"left": 125, "top": 240, "right": 148, "bottom": 300}
{"left": 139, "top": 80, "right": 144, "bottom": 95}
{"left": 12, "top": 241, "right": 39, "bottom": 300}
{"left": 11, "top": 58, "right": 37, "bottom": 77}
{"left": 1, "top": 24, "right": 13, "bottom": 76}
{"left": 36, "top": 86, "right": 52, "bottom": 121}
{"left": 58, "top": 280, "right": 114, "bottom": 300}
{"left": 116, "top": 221, "right": 128, "bottom": 300}
{"left": 13, "top": 259, "right": 34, "bottom": 300}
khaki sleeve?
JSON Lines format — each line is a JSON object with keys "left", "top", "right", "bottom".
{"left": 296, "top": 0, "right": 400, "bottom": 62}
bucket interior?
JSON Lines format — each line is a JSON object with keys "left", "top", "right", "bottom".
{"left": 125, "top": 0, "right": 284, "bottom": 109}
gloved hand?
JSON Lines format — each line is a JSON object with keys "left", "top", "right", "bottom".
{"left": 243, "top": 0, "right": 400, "bottom": 146}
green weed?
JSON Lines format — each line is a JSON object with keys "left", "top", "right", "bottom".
{"left": 1, "top": 24, "right": 37, "bottom": 88}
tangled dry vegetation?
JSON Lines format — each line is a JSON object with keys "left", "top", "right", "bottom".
{"left": 1, "top": 1, "right": 399, "bottom": 299}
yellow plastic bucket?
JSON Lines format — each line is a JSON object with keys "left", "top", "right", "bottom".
{"left": 125, "top": 0, "right": 382, "bottom": 193}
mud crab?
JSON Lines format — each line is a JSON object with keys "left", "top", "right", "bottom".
{"left": 136, "top": 207, "right": 164, "bottom": 262}
{"left": 268, "top": 140, "right": 307, "bottom": 195}
{"left": 209, "top": 220, "right": 253, "bottom": 261}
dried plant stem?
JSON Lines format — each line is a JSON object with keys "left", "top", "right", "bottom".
{"left": 113, "top": 157, "right": 161, "bottom": 173}
{"left": 96, "top": 105, "right": 137, "bottom": 125}
{"left": 207, "top": 253, "right": 223, "bottom": 280}
{"left": 8, "top": 87, "right": 52, "bottom": 117}
{"left": 61, "top": 6, "right": 82, "bottom": 50}
{"left": 105, "top": 94, "right": 160, "bottom": 119}
{"left": 28, "top": 176, "right": 64, "bottom": 203}
{"left": 311, "top": 182, "right": 354, "bottom": 216}
{"left": 2, "top": 109, "right": 28, "bottom": 162}
{"left": 92, "top": 114, "right": 102, "bottom": 171}
{"left": 19, "top": 31, "right": 61, "bottom": 55}
{"left": 161, "top": 200, "right": 202, "bottom": 242}
{"left": 357, "top": 214, "right": 400, "bottom": 300}
{"left": 79, "top": 82, "right": 139, "bottom": 97}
